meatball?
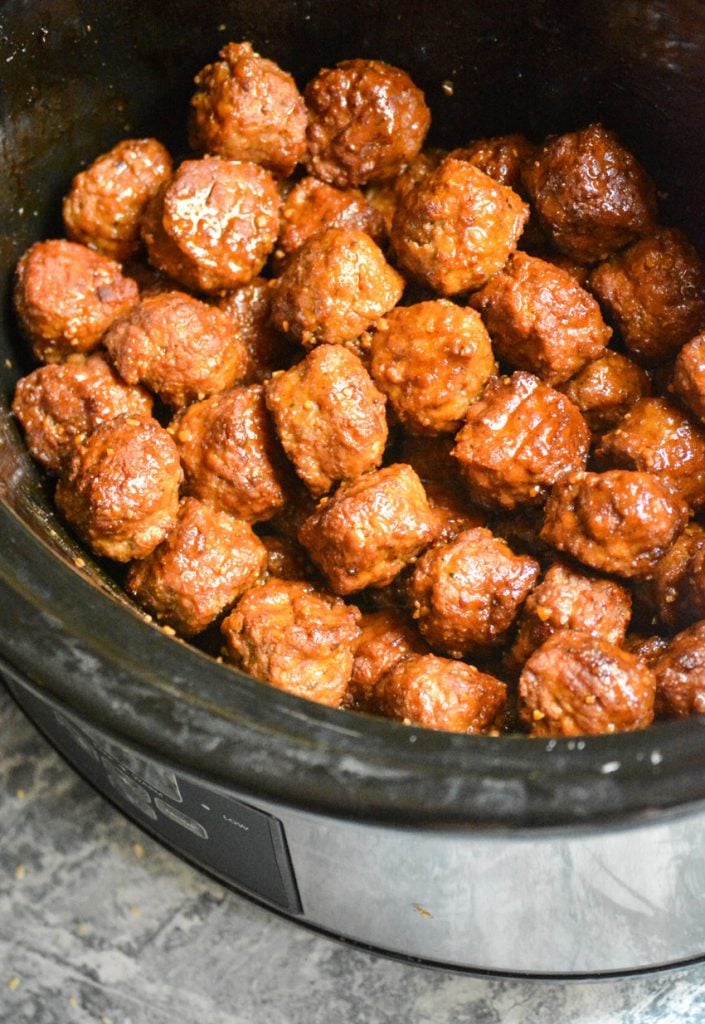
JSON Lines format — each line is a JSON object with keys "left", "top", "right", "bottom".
{"left": 623, "top": 633, "right": 670, "bottom": 667}
{"left": 141, "top": 157, "right": 280, "bottom": 294}
{"left": 304, "top": 58, "right": 430, "bottom": 187}
{"left": 671, "top": 331, "right": 705, "bottom": 423}
{"left": 390, "top": 157, "right": 529, "bottom": 296}
{"left": 62, "top": 138, "right": 173, "bottom": 261}
{"left": 518, "top": 630, "right": 656, "bottom": 736}
{"left": 451, "top": 372, "right": 590, "bottom": 510}
{"left": 508, "top": 561, "right": 632, "bottom": 673}
{"left": 14, "top": 239, "right": 138, "bottom": 363}
{"left": 408, "top": 526, "right": 539, "bottom": 657}
{"left": 521, "top": 123, "right": 658, "bottom": 264}
{"left": 423, "top": 479, "right": 486, "bottom": 544}
{"left": 221, "top": 578, "right": 361, "bottom": 708}
{"left": 470, "top": 252, "right": 611, "bottom": 385}
{"left": 104, "top": 291, "right": 248, "bottom": 408}
{"left": 374, "top": 654, "right": 506, "bottom": 734}
{"left": 347, "top": 609, "right": 429, "bottom": 711}
{"left": 558, "top": 350, "right": 651, "bottom": 434}
{"left": 540, "top": 469, "right": 689, "bottom": 578}
{"left": 259, "top": 533, "right": 318, "bottom": 583}
{"left": 217, "top": 278, "right": 294, "bottom": 384}
{"left": 269, "top": 227, "right": 404, "bottom": 348}
{"left": 589, "top": 228, "right": 705, "bottom": 366}
{"left": 369, "top": 300, "right": 496, "bottom": 435}
{"left": 449, "top": 133, "right": 536, "bottom": 192}
{"left": 642, "top": 523, "right": 705, "bottom": 633}
{"left": 298, "top": 463, "right": 439, "bottom": 595}
{"left": 188, "top": 41, "right": 307, "bottom": 177}
{"left": 126, "top": 497, "right": 267, "bottom": 638}
{"left": 653, "top": 620, "right": 705, "bottom": 718}
{"left": 275, "top": 175, "right": 386, "bottom": 268}
{"left": 264, "top": 344, "right": 388, "bottom": 496}
{"left": 170, "top": 385, "right": 291, "bottom": 523}
{"left": 12, "top": 353, "right": 153, "bottom": 474}
{"left": 597, "top": 397, "right": 705, "bottom": 511}
{"left": 55, "top": 413, "right": 182, "bottom": 562}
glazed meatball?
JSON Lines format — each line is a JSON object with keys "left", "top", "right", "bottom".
{"left": 304, "top": 58, "right": 430, "bottom": 187}
{"left": 275, "top": 176, "right": 386, "bottom": 268}
{"left": 470, "top": 252, "right": 611, "bottom": 385}
{"left": 62, "top": 138, "right": 173, "bottom": 261}
{"left": 623, "top": 633, "right": 670, "bottom": 667}
{"left": 540, "top": 469, "right": 689, "bottom": 578}
{"left": 188, "top": 41, "right": 307, "bottom": 177}
{"left": 374, "top": 654, "right": 506, "bottom": 735}
{"left": 104, "top": 291, "right": 248, "bottom": 408}
{"left": 126, "top": 497, "right": 267, "bottom": 638}
{"left": 391, "top": 158, "right": 529, "bottom": 296}
{"left": 259, "top": 533, "right": 318, "bottom": 582}
{"left": 518, "top": 630, "right": 656, "bottom": 736}
{"left": 423, "top": 479, "right": 486, "bottom": 545}
{"left": 170, "top": 385, "right": 291, "bottom": 523}
{"left": 221, "top": 578, "right": 361, "bottom": 708}
{"left": 452, "top": 372, "right": 590, "bottom": 510}
{"left": 671, "top": 331, "right": 705, "bottom": 423}
{"left": 522, "top": 123, "right": 657, "bottom": 264}
{"left": 369, "top": 300, "right": 496, "bottom": 435}
{"left": 597, "top": 397, "right": 705, "bottom": 511}
{"left": 12, "top": 353, "right": 153, "bottom": 473}
{"left": 589, "top": 228, "right": 705, "bottom": 366}
{"left": 264, "top": 344, "right": 388, "bottom": 496}
{"left": 14, "top": 240, "right": 138, "bottom": 363}
{"left": 653, "top": 620, "right": 705, "bottom": 718}
{"left": 508, "top": 561, "right": 632, "bottom": 673}
{"left": 55, "top": 413, "right": 182, "bottom": 562}
{"left": 347, "top": 609, "right": 429, "bottom": 711}
{"left": 449, "top": 133, "right": 536, "bottom": 192}
{"left": 269, "top": 227, "right": 404, "bottom": 348}
{"left": 298, "top": 463, "right": 439, "bottom": 595}
{"left": 217, "top": 278, "right": 294, "bottom": 384}
{"left": 642, "top": 523, "right": 705, "bottom": 633}
{"left": 141, "top": 157, "right": 280, "bottom": 294}
{"left": 408, "top": 526, "right": 539, "bottom": 657}
{"left": 558, "top": 350, "right": 651, "bottom": 434}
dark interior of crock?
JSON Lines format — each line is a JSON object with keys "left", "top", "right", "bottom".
{"left": 3, "top": 0, "right": 705, "bottom": 828}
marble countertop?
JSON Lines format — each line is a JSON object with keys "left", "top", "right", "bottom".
{"left": 2, "top": 681, "right": 705, "bottom": 1024}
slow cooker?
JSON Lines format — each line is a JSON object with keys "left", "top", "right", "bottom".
{"left": 3, "top": 0, "right": 705, "bottom": 978}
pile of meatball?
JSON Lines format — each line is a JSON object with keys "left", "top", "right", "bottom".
{"left": 11, "top": 42, "right": 705, "bottom": 739}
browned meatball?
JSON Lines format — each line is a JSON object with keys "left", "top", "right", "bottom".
{"left": 62, "top": 138, "right": 173, "bottom": 261}
{"left": 264, "top": 344, "right": 388, "bottom": 496}
{"left": 275, "top": 176, "right": 386, "bottom": 268}
{"left": 369, "top": 300, "right": 496, "bottom": 435}
{"left": 522, "top": 123, "right": 658, "bottom": 264}
{"left": 449, "top": 133, "right": 536, "bottom": 192}
{"left": 408, "top": 526, "right": 539, "bottom": 657}
{"left": 126, "top": 497, "right": 267, "bottom": 637}
{"left": 12, "top": 353, "right": 152, "bottom": 473}
{"left": 104, "top": 291, "right": 248, "bottom": 408}
{"left": 589, "top": 228, "right": 705, "bottom": 366}
{"left": 558, "top": 350, "right": 651, "bottom": 434}
{"left": 141, "top": 157, "right": 280, "bottom": 294}
{"left": 540, "top": 469, "right": 689, "bottom": 578}
{"left": 642, "top": 523, "right": 705, "bottom": 633}
{"left": 14, "top": 240, "right": 138, "bottom": 363}
{"left": 653, "top": 620, "right": 705, "bottom": 718}
{"left": 391, "top": 158, "right": 529, "bottom": 296}
{"left": 270, "top": 227, "right": 404, "bottom": 348}
{"left": 597, "top": 397, "right": 705, "bottom": 511}
{"left": 423, "top": 479, "right": 486, "bottom": 545}
{"left": 623, "top": 633, "right": 670, "bottom": 667}
{"left": 188, "top": 41, "right": 307, "bottom": 177}
{"left": 221, "top": 578, "right": 361, "bottom": 708}
{"left": 347, "top": 609, "right": 429, "bottom": 711}
{"left": 374, "top": 654, "right": 506, "bottom": 734}
{"left": 470, "top": 252, "right": 611, "bottom": 385}
{"left": 55, "top": 413, "right": 182, "bottom": 562}
{"left": 671, "top": 331, "right": 705, "bottom": 423}
{"left": 170, "top": 385, "right": 291, "bottom": 522}
{"left": 298, "top": 463, "right": 439, "bottom": 595}
{"left": 259, "top": 533, "right": 318, "bottom": 583}
{"left": 508, "top": 561, "right": 632, "bottom": 673}
{"left": 518, "top": 630, "right": 656, "bottom": 736}
{"left": 452, "top": 372, "right": 590, "bottom": 510}
{"left": 217, "top": 278, "right": 294, "bottom": 384}
{"left": 304, "top": 59, "right": 430, "bottom": 188}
